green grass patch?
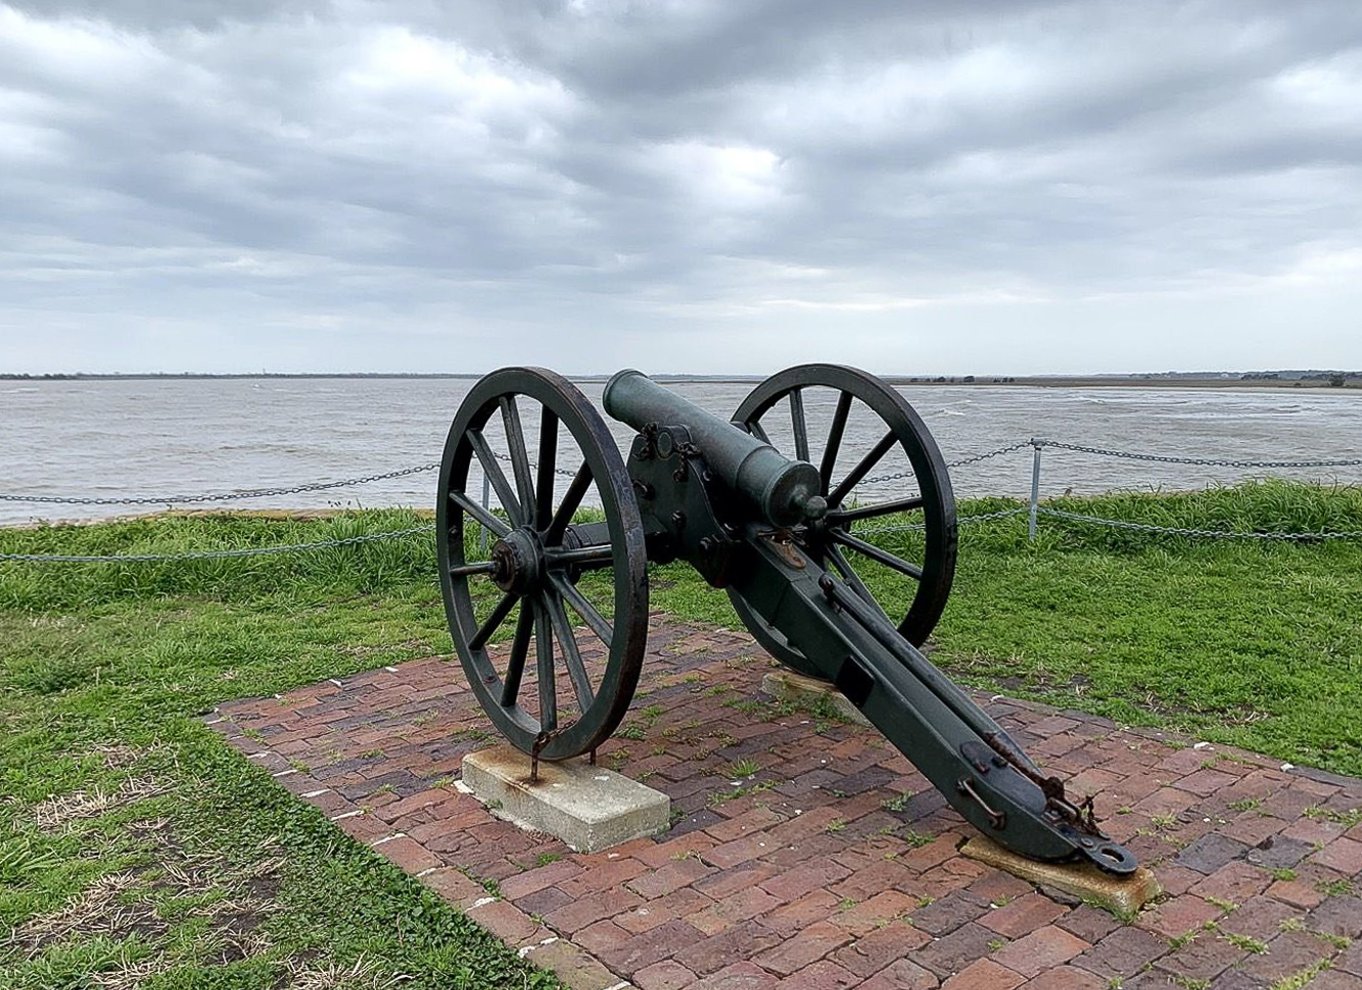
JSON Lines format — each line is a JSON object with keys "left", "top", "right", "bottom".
{"left": 2, "top": 481, "right": 1362, "bottom": 984}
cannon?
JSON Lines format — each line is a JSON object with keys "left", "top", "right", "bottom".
{"left": 435, "top": 365, "right": 1136, "bottom": 874}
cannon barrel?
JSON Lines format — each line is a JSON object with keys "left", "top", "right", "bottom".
{"left": 603, "top": 370, "right": 826, "bottom": 527}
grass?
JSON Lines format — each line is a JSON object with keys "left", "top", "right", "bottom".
{"left": 2, "top": 480, "right": 1361, "bottom": 984}
{"left": 0, "top": 509, "right": 557, "bottom": 989}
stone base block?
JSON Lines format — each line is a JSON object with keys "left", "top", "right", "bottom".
{"left": 961, "top": 836, "right": 1162, "bottom": 916}
{"left": 462, "top": 745, "right": 670, "bottom": 853}
{"left": 761, "top": 669, "right": 871, "bottom": 726}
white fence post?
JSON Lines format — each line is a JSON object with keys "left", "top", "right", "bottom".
{"left": 1028, "top": 440, "right": 1043, "bottom": 541}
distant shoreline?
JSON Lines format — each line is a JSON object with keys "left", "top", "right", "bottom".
{"left": 2, "top": 372, "right": 1357, "bottom": 390}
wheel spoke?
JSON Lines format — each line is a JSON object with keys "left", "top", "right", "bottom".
{"left": 549, "top": 573, "right": 614, "bottom": 647}
{"left": 469, "top": 430, "right": 524, "bottom": 527}
{"left": 544, "top": 461, "right": 593, "bottom": 545}
{"left": 831, "top": 530, "right": 924, "bottom": 580}
{"left": 827, "top": 495, "right": 926, "bottom": 525}
{"left": 546, "top": 590, "right": 594, "bottom": 712}
{"left": 826, "top": 544, "right": 889, "bottom": 618}
{"left": 470, "top": 590, "right": 519, "bottom": 650}
{"left": 789, "top": 388, "right": 810, "bottom": 463}
{"left": 500, "top": 602, "right": 534, "bottom": 706}
{"left": 746, "top": 419, "right": 772, "bottom": 444}
{"left": 535, "top": 407, "right": 559, "bottom": 530}
{"left": 500, "top": 396, "right": 536, "bottom": 515}
{"left": 820, "top": 391, "right": 853, "bottom": 490}
{"left": 827, "top": 430, "right": 898, "bottom": 508}
{"left": 535, "top": 600, "right": 557, "bottom": 732}
{"left": 448, "top": 490, "right": 510, "bottom": 538}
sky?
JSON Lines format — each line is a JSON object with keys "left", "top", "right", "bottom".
{"left": 2, "top": 1, "right": 1361, "bottom": 376}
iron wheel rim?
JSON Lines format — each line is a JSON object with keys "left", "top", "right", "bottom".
{"left": 436, "top": 367, "right": 649, "bottom": 759}
{"left": 729, "top": 363, "right": 957, "bottom": 676}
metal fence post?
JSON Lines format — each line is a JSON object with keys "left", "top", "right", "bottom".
{"left": 1028, "top": 440, "right": 1042, "bottom": 541}
{"left": 479, "top": 471, "right": 491, "bottom": 554}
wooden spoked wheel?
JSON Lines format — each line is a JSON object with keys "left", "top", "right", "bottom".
{"left": 436, "top": 367, "right": 649, "bottom": 760}
{"left": 729, "top": 364, "right": 957, "bottom": 679}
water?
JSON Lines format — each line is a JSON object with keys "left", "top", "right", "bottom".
{"left": 2, "top": 377, "right": 1360, "bottom": 527}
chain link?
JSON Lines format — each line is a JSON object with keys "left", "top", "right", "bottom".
{"left": 1037, "top": 507, "right": 1362, "bottom": 541}
{"left": 0, "top": 525, "right": 434, "bottom": 563}
{"left": 859, "top": 441, "right": 1032, "bottom": 486}
{"left": 0, "top": 463, "right": 440, "bottom": 506}
{"left": 1032, "top": 439, "right": 1362, "bottom": 470}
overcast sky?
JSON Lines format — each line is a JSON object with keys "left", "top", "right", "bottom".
{"left": 2, "top": 1, "right": 1360, "bottom": 375}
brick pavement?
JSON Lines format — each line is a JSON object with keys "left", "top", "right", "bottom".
{"left": 209, "top": 617, "right": 1362, "bottom": 989}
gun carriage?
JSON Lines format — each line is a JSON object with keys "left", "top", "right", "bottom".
{"left": 436, "top": 365, "right": 1136, "bottom": 874}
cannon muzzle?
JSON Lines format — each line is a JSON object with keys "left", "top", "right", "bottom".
{"left": 603, "top": 370, "right": 825, "bottom": 527}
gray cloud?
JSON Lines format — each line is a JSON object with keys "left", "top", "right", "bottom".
{"left": 1, "top": 0, "right": 1360, "bottom": 374}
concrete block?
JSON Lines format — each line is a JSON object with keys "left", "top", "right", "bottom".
{"left": 961, "top": 835, "right": 1162, "bottom": 916}
{"left": 462, "top": 745, "right": 670, "bottom": 853}
{"left": 761, "top": 669, "right": 871, "bottom": 726}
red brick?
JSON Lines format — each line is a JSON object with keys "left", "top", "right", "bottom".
{"left": 627, "top": 855, "right": 715, "bottom": 898}
{"left": 636, "top": 831, "right": 718, "bottom": 867}
{"left": 759, "top": 859, "right": 852, "bottom": 903}
{"left": 752, "top": 920, "right": 852, "bottom": 976}
{"left": 764, "top": 890, "right": 842, "bottom": 938}
{"left": 833, "top": 890, "right": 919, "bottom": 937}
{"left": 858, "top": 958, "right": 940, "bottom": 990}
{"left": 1189, "top": 860, "right": 1271, "bottom": 905}
{"left": 465, "top": 899, "right": 540, "bottom": 944}
{"left": 705, "top": 833, "right": 775, "bottom": 869}
{"left": 707, "top": 805, "right": 787, "bottom": 842}
{"left": 501, "top": 857, "right": 584, "bottom": 899}
{"left": 616, "top": 886, "right": 713, "bottom": 934}
{"left": 1315, "top": 836, "right": 1362, "bottom": 875}
{"left": 1022, "top": 965, "right": 1106, "bottom": 989}
{"left": 572, "top": 918, "right": 632, "bottom": 956}
{"left": 940, "top": 958, "right": 1024, "bottom": 989}
{"left": 379, "top": 787, "right": 448, "bottom": 819}
{"left": 1071, "top": 927, "right": 1168, "bottom": 982}
{"left": 992, "top": 926, "right": 1088, "bottom": 978}
{"left": 707, "top": 885, "right": 781, "bottom": 925}
{"left": 690, "top": 960, "right": 780, "bottom": 989}
{"left": 375, "top": 835, "right": 441, "bottom": 875}
{"left": 968, "top": 871, "right": 1036, "bottom": 906}
{"left": 1269, "top": 876, "right": 1327, "bottom": 909}
{"left": 830, "top": 920, "right": 931, "bottom": 978}
{"left": 773, "top": 958, "right": 858, "bottom": 989}
{"left": 978, "top": 892, "right": 1068, "bottom": 938}
{"left": 543, "top": 886, "right": 643, "bottom": 934}
{"left": 695, "top": 863, "right": 780, "bottom": 900}
{"left": 634, "top": 959, "right": 699, "bottom": 990}
{"left": 1138, "top": 895, "right": 1223, "bottom": 939}
{"left": 557, "top": 856, "right": 647, "bottom": 897}
{"left": 522, "top": 937, "right": 624, "bottom": 990}
{"left": 675, "top": 921, "right": 783, "bottom": 977}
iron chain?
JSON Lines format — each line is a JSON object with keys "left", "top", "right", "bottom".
{"left": 1037, "top": 507, "right": 1362, "bottom": 541}
{"left": 1032, "top": 439, "right": 1362, "bottom": 470}
{"left": 0, "top": 463, "right": 440, "bottom": 506}
{"left": 0, "top": 525, "right": 434, "bottom": 563}
{"left": 860, "top": 441, "right": 1032, "bottom": 486}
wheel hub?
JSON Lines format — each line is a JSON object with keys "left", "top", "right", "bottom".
{"left": 490, "top": 530, "right": 542, "bottom": 593}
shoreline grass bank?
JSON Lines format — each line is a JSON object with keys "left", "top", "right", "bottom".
{"left": 2, "top": 481, "right": 1360, "bottom": 987}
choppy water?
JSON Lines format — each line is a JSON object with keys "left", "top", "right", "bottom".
{"left": 2, "top": 377, "right": 1360, "bottom": 527}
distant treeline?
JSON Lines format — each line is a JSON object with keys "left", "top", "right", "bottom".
{"left": 3, "top": 370, "right": 1358, "bottom": 384}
